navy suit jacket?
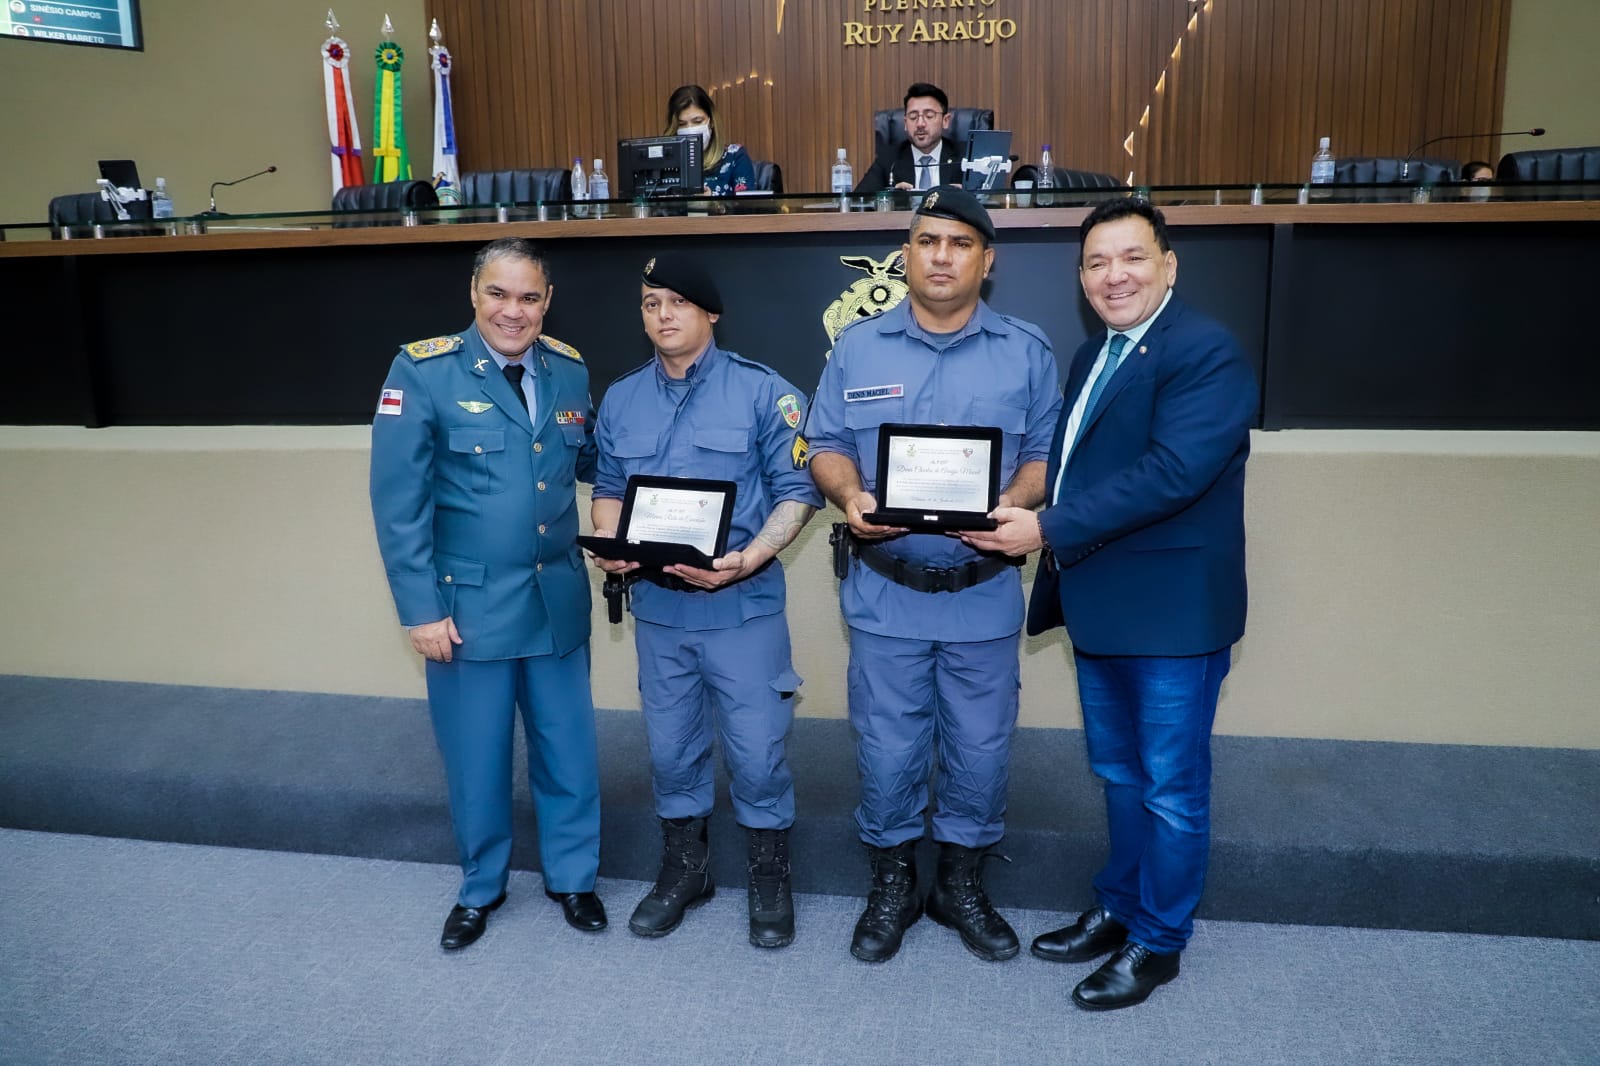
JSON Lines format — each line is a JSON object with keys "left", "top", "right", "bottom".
{"left": 1029, "top": 294, "right": 1258, "bottom": 657}
{"left": 853, "top": 138, "right": 964, "bottom": 194}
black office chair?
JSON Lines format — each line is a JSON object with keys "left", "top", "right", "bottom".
{"left": 331, "top": 180, "right": 440, "bottom": 213}
{"left": 1012, "top": 164, "right": 1122, "bottom": 191}
{"left": 749, "top": 160, "right": 784, "bottom": 194}
{"left": 458, "top": 169, "right": 572, "bottom": 204}
{"left": 1332, "top": 157, "right": 1457, "bottom": 184}
{"left": 48, "top": 191, "right": 153, "bottom": 238}
{"left": 1495, "top": 145, "right": 1600, "bottom": 181}
{"left": 873, "top": 107, "right": 995, "bottom": 159}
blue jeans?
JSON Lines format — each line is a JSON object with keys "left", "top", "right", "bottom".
{"left": 1073, "top": 648, "right": 1230, "bottom": 954}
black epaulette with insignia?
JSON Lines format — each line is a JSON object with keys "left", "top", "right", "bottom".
{"left": 402, "top": 335, "right": 464, "bottom": 360}
{"left": 541, "top": 335, "right": 583, "bottom": 362}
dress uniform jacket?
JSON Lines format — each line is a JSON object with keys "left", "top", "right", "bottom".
{"left": 371, "top": 326, "right": 597, "bottom": 658}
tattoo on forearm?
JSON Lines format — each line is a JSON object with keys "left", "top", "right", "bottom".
{"left": 756, "top": 500, "right": 817, "bottom": 553}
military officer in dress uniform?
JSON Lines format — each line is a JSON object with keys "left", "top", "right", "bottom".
{"left": 589, "top": 255, "right": 820, "bottom": 949}
{"left": 806, "top": 187, "right": 1062, "bottom": 963}
{"left": 370, "top": 237, "right": 607, "bottom": 950}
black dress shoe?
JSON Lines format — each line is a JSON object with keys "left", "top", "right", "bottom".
{"left": 1071, "top": 942, "right": 1180, "bottom": 1011}
{"left": 440, "top": 892, "right": 505, "bottom": 951}
{"left": 1031, "top": 906, "right": 1128, "bottom": 964}
{"left": 546, "top": 889, "right": 607, "bottom": 932}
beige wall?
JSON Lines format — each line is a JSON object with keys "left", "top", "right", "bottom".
{"left": 2, "top": 427, "right": 1597, "bottom": 749}
{"left": 0, "top": 0, "right": 429, "bottom": 223}
{"left": 1503, "top": 0, "right": 1600, "bottom": 148}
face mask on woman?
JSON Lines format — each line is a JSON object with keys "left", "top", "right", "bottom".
{"left": 677, "top": 125, "right": 712, "bottom": 149}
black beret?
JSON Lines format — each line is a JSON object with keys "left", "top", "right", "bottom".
{"left": 641, "top": 253, "right": 723, "bottom": 315}
{"left": 913, "top": 185, "right": 995, "bottom": 243}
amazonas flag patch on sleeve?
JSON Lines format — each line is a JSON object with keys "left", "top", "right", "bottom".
{"left": 378, "top": 389, "right": 404, "bottom": 415}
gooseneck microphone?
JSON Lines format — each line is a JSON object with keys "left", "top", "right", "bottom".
{"left": 206, "top": 165, "right": 279, "bottom": 214}
{"left": 1400, "top": 128, "right": 1544, "bottom": 179}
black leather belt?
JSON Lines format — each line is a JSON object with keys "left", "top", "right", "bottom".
{"left": 853, "top": 539, "right": 1021, "bottom": 594}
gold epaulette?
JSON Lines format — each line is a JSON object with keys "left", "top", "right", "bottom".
{"left": 541, "top": 335, "right": 583, "bottom": 362}
{"left": 402, "top": 335, "right": 464, "bottom": 360}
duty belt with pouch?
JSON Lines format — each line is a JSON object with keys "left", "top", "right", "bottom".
{"left": 830, "top": 522, "right": 1021, "bottom": 593}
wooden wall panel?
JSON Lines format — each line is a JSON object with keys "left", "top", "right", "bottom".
{"left": 433, "top": 0, "right": 1511, "bottom": 191}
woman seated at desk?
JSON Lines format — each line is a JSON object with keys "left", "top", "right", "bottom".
{"left": 664, "top": 84, "right": 755, "bottom": 197}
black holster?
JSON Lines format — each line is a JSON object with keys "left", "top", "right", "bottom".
{"left": 829, "top": 522, "right": 856, "bottom": 580}
{"left": 602, "top": 573, "right": 634, "bottom": 624}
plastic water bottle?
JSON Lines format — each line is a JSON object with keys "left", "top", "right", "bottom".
{"left": 1036, "top": 146, "right": 1055, "bottom": 207}
{"left": 588, "top": 158, "right": 609, "bottom": 219}
{"left": 831, "top": 148, "right": 853, "bottom": 199}
{"left": 571, "top": 157, "right": 588, "bottom": 218}
{"left": 1310, "top": 137, "right": 1335, "bottom": 185}
{"left": 151, "top": 177, "right": 174, "bottom": 219}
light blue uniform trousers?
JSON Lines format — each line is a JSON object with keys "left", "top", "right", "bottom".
{"left": 635, "top": 613, "right": 798, "bottom": 829}
{"left": 425, "top": 645, "right": 601, "bottom": 907}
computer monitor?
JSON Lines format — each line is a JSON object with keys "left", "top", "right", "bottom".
{"left": 616, "top": 136, "right": 704, "bottom": 198}
{"left": 98, "top": 159, "right": 143, "bottom": 190}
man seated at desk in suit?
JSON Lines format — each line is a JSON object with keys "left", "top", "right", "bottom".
{"left": 854, "top": 82, "right": 965, "bottom": 195}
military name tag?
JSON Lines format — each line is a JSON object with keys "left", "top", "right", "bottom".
{"left": 844, "top": 384, "right": 904, "bottom": 403}
{"left": 457, "top": 401, "right": 494, "bottom": 414}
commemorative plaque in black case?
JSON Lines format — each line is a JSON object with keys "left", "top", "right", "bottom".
{"left": 578, "top": 475, "right": 738, "bottom": 569}
{"left": 861, "top": 422, "right": 1003, "bottom": 532}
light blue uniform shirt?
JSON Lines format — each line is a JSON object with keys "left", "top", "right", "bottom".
{"left": 806, "top": 299, "right": 1062, "bottom": 642}
{"left": 594, "top": 342, "right": 822, "bottom": 631}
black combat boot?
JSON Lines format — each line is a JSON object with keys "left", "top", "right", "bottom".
{"left": 746, "top": 827, "right": 795, "bottom": 949}
{"left": 849, "top": 840, "right": 922, "bottom": 963}
{"left": 628, "top": 816, "right": 714, "bottom": 937}
{"left": 925, "top": 842, "right": 1019, "bottom": 961}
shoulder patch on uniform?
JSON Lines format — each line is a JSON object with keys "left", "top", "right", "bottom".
{"left": 541, "top": 335, "right": 583, "bottom": 362}
{"left": 777, "top": 393, "right": 802, "bottom": 429}
{"left": 402, "top": 335, "right": 463, "bottom": 360}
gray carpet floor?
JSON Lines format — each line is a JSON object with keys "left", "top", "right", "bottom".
{"left": 2, "top": 830, "right": 1596, "bottom": 1066}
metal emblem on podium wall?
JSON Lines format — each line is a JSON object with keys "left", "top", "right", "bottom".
{"left": 821, "top": 251, "right": 908, "bottom": 360}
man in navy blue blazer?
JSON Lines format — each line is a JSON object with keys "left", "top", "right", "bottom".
{"left": 964, "top": 199, "right": 1257, "bottom": 1010}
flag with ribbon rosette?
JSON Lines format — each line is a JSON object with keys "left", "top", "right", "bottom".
{"left": 372, "top": 17, "right": 411, "bottom": 182}
{"left": 428, "top": 20, "right": 461, "bottom": 203}
{"left": 321, "top": 13, "right": 365, "bottom": 194}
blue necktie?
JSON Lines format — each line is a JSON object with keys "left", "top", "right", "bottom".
{"left": 1071, "top": 332, "right": 1128, "bottom": 452}
{"left": 917, "top": 155, "right": 934, "bottom": 189}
